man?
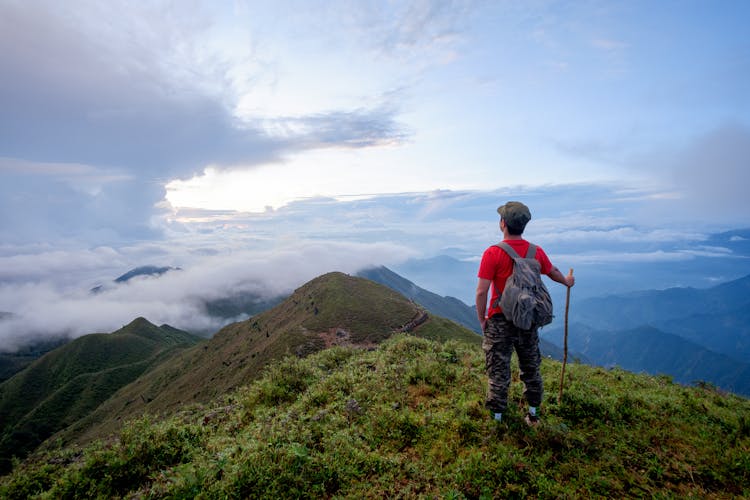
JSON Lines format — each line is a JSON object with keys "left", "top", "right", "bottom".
{"left": 476, "top": 201, "right": 574, "bottom": 426}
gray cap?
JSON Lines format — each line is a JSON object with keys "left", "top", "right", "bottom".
{"left": 497, "top": 201, "right": 531, "bottom": 228}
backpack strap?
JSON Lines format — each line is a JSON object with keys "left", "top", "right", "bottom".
{"left": 495, "top": 241, "right": 537, "bottom": 260}
{"left": 527, "top": 243, "right": 537, "bottom": 259}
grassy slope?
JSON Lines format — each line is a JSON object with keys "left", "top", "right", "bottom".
{"left": 2, "top": 334, "right": 748, "bottom": 498}
{"left": 0, "top": 319, "right": 199, "bottom": 473}
{"left": 55, "top": 272, "right": 480, "bottom": 447}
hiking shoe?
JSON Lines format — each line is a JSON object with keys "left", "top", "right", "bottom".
{"left": 524, "top": 413, "right": 539, "bottom": 427}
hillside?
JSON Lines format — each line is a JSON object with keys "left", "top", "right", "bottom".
{"left": 0, "top": 337, "right": 69, "bottom": 382}
{"left": 53, "top": 272, "right": 480, "bottom": 448}
{"left": 2, "top": 334, "right": 748, "bottom": 498}
{"left": 0, "top": 319, "right": 200, "bottom": 473}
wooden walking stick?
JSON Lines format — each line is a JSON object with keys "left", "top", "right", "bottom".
{"left": 558, "top": 268, "right": 574, "bottom": 403}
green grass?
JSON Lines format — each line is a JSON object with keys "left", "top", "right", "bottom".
{"left": 3, "top": 334, "right": 748, "bottom": 498}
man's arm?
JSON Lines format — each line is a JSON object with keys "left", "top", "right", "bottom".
{"left": 475, "top": 278, "right": 492, "bottom": 331}
{"left": 547, "top": 266, "right": 575, "bottom": 287}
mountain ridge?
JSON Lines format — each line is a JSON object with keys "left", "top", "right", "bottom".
{"left": 574, "top": 273, "right": 750, "bottom": 331}
{"left": 4, "top": 268, "right": 750, "bottom": 483}
{"left": 0, "top": 319, "right": 200, "bottom": 473}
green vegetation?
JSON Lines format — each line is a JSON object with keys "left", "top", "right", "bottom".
{"left": 3, "top": 334, "right": 748, "bottom": 498}
{"left": 0, "top": 319, "right": 200, "bottom": 473}
{"left": 0, "top": 337, "right": 69, "bottom": 382}
{"left": 54, "top": 272, "right": 479, "bottom": 449}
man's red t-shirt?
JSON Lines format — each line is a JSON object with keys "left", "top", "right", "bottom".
{"left": 477, "top": 239, "right": 553, "bottom": 318}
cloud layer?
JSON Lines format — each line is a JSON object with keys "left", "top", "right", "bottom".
{"left": 2, "top": 182, "right": 749, "bottom": 350}
{"left": 0, "top": 240, "right": 415, "bottom": 351}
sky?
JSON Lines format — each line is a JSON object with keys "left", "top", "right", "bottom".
{"left": 1, "top": 0, "right": 749, "bottom": 348}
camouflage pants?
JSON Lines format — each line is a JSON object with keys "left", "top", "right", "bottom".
{"left": 482, "top": 315, "right": 543, "bottom": 413}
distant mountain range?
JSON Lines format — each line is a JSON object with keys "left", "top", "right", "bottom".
{"left": 543, "top": 274, "right": 750, "bottom": 396}
{"left": 573, "top": 274, "right": 750, "bottom": 332}
{"left": 375, "top": 260, "right": 750, "bottom": 397}
{"left": 393, "top": 227, "right": 750, "bottom": 304}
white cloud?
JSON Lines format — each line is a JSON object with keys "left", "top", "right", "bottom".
{"left": 0, "top": 247, "right": 125, "bottom": 285}
{"left": 0, "top": 1, "right": 415, "bottom": 245}
{"left": 0, "top": 239, "right": 416, "bottom": 350}
{"left": 559, "top": 248, "right": 735, "bottom": 265}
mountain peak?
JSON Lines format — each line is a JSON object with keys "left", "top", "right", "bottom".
{"left": 124, "top": 316, "right": 156, "bottom": 329}
{"left": 114, "top": 265, "right": 180, "bottom": 283}
{"left": 286, "top": 271, "right": 424, "bottom": 343}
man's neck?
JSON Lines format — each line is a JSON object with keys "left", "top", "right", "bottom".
{"left": 502, "top": 230, "right": 523, "bottom": 241}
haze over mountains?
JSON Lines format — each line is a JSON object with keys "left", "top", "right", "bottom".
{"left": 393, "top": 227, "right": 750, "bottom": 305}
{"left": 541, "top": 273, "right": 750, "bottom": 396}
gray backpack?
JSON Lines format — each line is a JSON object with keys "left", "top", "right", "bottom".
{"left": 493, "top": 242, "right": 554, "bottom": 330}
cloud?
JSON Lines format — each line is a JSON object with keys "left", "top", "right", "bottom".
{"left": 0, "top": 1, "right": 414, "bottom": 245}
{"left": 0, "top": 240, "right": 416, "bottom": 351}
{"left": 163, "top": 183, "right": 724, "bottom": 262}
{"left": 2, "top": 181, "right": 749, "bottom": 350}
{"left": 257, "top": 104, "right": 410, "bottom": 150}
{"left": 608, "top": 122, "right": 750, "bottom": 229}
{"left": 0, "top": 3, "right": 287, "bottom": 174}
{"left": 0, "top": 170, "right": 166, "bottom": 245}
{"left": 361, "top": 0, "right": 470, "bottom": 58}
{"left": 0, "top": 246, "right": 126, "bottom": 285}
{"left": 0, "top": 158, "right": 131, "bottom": 188}
{"left": 550, "top": 122, "right": 750, "bottom": 229}
{"left": 558, "top": 246, "right": 737, "bottom": 265}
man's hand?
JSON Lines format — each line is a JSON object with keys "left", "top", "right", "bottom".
{"left": 565, "top": 268, "right": 575, "bottom": 288}
{"left": 549, "top": 266, "right": 575, "bottom": 288}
